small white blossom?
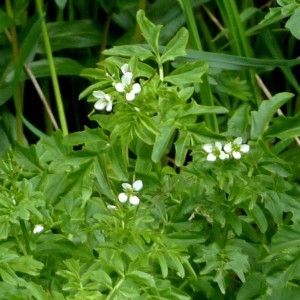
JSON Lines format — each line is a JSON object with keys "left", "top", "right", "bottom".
{"left": 33, "top": 224, "right": 44, "bottom": 234}
{"left": 118, "top": 180, "right": 143, "bottom": 205}
{"left": 224, "top": 137, "right": 250, "bottom": 159}
{"left": 203, "top": 142, "right": 228, "bottom": 161}
{"left": 114, "top": 64, "right": 141, "bottom": 101}
{"left": 93, "top": 90, "right": 113, "bottom": 112}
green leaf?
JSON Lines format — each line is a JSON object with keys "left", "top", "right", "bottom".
{"left": 164, "top": 61, "right": 208, "bottom": 86}
{"left": 107, "top": 139, "right": 128, "bottom": 181}
{"left": 244, "top": 204, "right": 268, "bottom": 233}
{"left": 63, "top": 127, "right": 108, "bottom": 147}
{"left": 126, "top": 271, "right": 156, "bottom": 288}
{"left": 175, "top": 100, "right": 228, "bottom": 119}
{"left": 270, "top": 224, "right": 300, "bottom": 254}
{"left": 21, "top": 57, "right": 83, "bottom": 79}
{"left": 251, "top": 92, "right": 294, "bottom": 139}
{"left": 174, "top": 130, "right": 190, "bottom": 167}
{"left": 265, "top": 115, "right": 300, "bottom": 139}
{"left": 0, "top": 217, "right": 9, "bottom": 240}
{"left": 161, "top": 27, "right": 189, "bottom": 63}
{"left": 285, "top": 7, "right": 300, "bottom": 39}
{"left": 94, "top": 155, "right": 115, "bottom": 199}
{"left": 102, "top": 45, "right": 154, "bottom": 60}
{"left": 0, "top": 10, "right": 14, "bottom": 33}
{"left": 157, "top": 252, "right": 168, "bottom": 278}
{"left": 36, "top": 20, "right": 102, "bottom": 53}
{"left": 151, "top": 120, "right": 176, "bottom": 162}
{"left": 136, "top": 10, "right": 162, "bottom": 57}
{"left": 10, "top": 256, "right": 43, "bottom": 276}
{"left": 182, "top": 49, "right": 300, "bottom": 70}
{"left": 236, "top": 272, "right": 267, "bottom": 300}
{"left": 227, "top": 103, "right": 250, "bottom": 137}
{"left": 55, "top": 0, "right": 68, "bottom": 10}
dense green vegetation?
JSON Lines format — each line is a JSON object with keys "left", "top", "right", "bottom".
{"left": 0, "top": 0, "right": 300, "bottom": 299}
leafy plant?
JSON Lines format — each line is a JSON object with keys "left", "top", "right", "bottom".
{"left": 0, "top": 1, "right": 300, "bottom": 299}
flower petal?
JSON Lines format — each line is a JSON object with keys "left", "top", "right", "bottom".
{"left": 94, "top": 100, "right": 107, "bottom": 110}
{"left": 121, "top": 64, "right": 129, "bottom": 74}
{"left": 215, "top": 141, "right": 223, "bottom": 150}
{"left": 132, "top": 83, "right": 141, "bottom": 94}
{"left": 115, "top": 82, "right": 125, "bottom": 92}
{"left": 233, "top": 137, "right": 243, "bottom": 145}
{"left": 126, "top": 92, "right": 135, "bottom": 101}
{"left": 129, "top": 195, "right": 140, "bottom": 205}
{"left": 203, "top": 144, "right": 213, "bottom": 153}
{"left": 122, "top": 183, "right": 132, "bottom": 190}
{"left": 133, "top": 180, "right": 143, "bottom": 191}
{"left": 118, "top": 193, "right": 128, "bottom": 203}
{"left": 106, "top": 101, "right": 113, "bottom": 112}
{"left": 232, "top": 151, "right": 242, "bottom": 159}
{"left": 219, "top": 151, "right": 227, "bottom": 160}
{"left": 223, "top": 142, "right": 232, "bottom": 153}
{"left": 92, "top": 90, "right": 105, "bottom": 99}
{"left": 122, "top": 73, "right": 133, "bottom": 85}
{"left": 240, "top": 144, "right": 250, "bottom": 153}
{"left": 207, "top": 153, "right": 217, "bottom": 161}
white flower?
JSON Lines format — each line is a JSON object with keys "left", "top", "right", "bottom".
{"left": 114, "top": 64, "right": 141, "bottom": 101}
{"left": 93, "top": 90, "right": 113, "bottom": 112}
{"left": 203, "top": 142, "right": 228, "bottom": 161}
{"left": 33, "top": 224, "right": 44, "bottom": 234}
{"left": 118, "top": 180, "right": 143, "bottom": 205}
{"left": 224, "top": 137, "right": 250, "bottom": 159}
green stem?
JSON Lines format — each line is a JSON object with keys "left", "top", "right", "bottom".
{"left": 35, "top": 0, "right": 69, "bottom": 135}
{"left": 100, "top": 12, "right": 113, "bottom": 61}
{"left": 19, "top": 220, "right": 31, "bottom": 254}
{"left": 134, "top": 0, "right": 147, "bottom": 43}
{"left": 6, "top": 0, "right": 24, "bottom": 143}
{"left": 106, "top": 276, "right": 125, "bottom": 300}
{"left": 178, "top": 0, "right": 219, "bottom": 132}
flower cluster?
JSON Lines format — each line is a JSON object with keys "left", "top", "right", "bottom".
{"left": 203, "top": 137, "right": 249, "bottom": 161}
{"left": 114, "top": 64, "right": 141, "bottom": 101}
{"left": 92, "top": 64, "right": 141, "bottom": 112}
{"left": 118, "top": 180, "right": 143, "bottom": 205}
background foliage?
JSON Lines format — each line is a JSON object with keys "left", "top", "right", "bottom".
{"left": 0, "top": 0, "right": 300, "bottom": 299}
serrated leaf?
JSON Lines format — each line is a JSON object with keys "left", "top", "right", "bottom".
{"left": 136, "top": 10, "right": 162, "bottom": 57}
{"left": 161, "top": 27, "right": 188, "bottom": 63}
{"left": 251, "top": 92, "right": 294, "bottom": 139}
